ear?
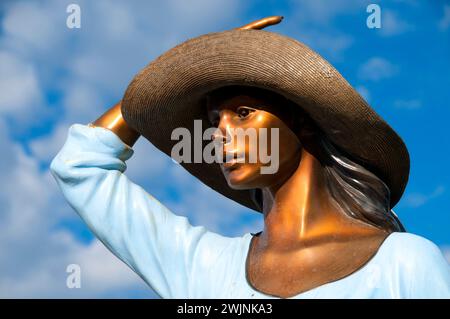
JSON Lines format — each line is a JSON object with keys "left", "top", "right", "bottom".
{"left": 291, "top": 114, "right": 316, "bottom": 141}
{"left": 299, "top": 120, "right": 317, "bottom": 139}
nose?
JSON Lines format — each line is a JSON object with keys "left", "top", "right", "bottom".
{"left": 212, "top": 110, "right": 234, "bottom": 145}
{"left": 212, "top": 130, "right": 227, "bottom": 144}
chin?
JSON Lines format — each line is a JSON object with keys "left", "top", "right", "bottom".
{"left": 224, "top": 165, "right": 261, "bottom": 190}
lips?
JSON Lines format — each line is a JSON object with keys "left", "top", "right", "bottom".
{"left": 222, "top": 151, "right": 245, "bottom": 170}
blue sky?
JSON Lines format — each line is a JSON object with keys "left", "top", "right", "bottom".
{"left": 0, "top": 0, "right": 449, "bottom": 298}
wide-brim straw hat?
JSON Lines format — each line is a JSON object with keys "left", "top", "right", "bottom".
{"left": 121, "top": 24, "right": 410, "bottom": 212}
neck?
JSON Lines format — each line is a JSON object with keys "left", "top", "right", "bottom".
{"left": 260, "top": 148, "right": 350, "bottom": 247}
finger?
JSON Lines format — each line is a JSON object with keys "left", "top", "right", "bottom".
{"left": 236, "top": 16, "right": 284, "bottom": 30}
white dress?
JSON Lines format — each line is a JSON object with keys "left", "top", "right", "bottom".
{"left": 50, "top": 123, "right": 450, "bottom": 298}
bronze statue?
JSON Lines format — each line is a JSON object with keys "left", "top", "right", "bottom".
{"left": 51, "top": 17, "right": 450, "bottom": 298}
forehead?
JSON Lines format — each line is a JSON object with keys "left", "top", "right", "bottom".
{"left": 207, "top": 94, "right": 271, "bottom": 113}
{"left": 206, "top": 86, "right": 282, "bottom": 114}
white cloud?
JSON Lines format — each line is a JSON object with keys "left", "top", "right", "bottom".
{"left": 295, "top": 30, "right": 354, "bottom": 60}
{"left": 2, "top": 0, "right": 64, "bottom": 52}
{"left": 290, "top": 0, "right": 365, "bottom": 26}
{"left": 402, "top": 186, "right": 445, "bottom": 208}
{"left": 0, "top": 51, "right": 44, "bottom": 121}
{"left": 358, "top": 57, "right": 399, "bottom": 81}
{"left": 0, "top": 232, "right": 152, "bottom": 298}
{"left": 30, "top": 123, "right": 71, "bottom": 163}
{"left": 394, "top": 99, "right": 422, "bottom": 110}
{"left": 438, "top": 5, "right": 450, "bottom": 31}
{"left": 380, "top": 9, "right": 413, "bottom": 37}
{"left": 61, "top": 83, "right": 106, "bottom": 124}
{"left": 285, "top": 0, "right": 364, "bottom": 59}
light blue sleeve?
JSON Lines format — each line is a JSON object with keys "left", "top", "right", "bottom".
{"left": 50, "top": 123, "right": 237, "bottom": 298}
{"left": 394, "top": 233, "right": 450, "bottom": 298}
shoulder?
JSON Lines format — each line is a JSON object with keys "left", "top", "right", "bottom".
{"left": 380, "top": 232, "right": 448, "bottom": 270}
{"left": 382, "top": 232, "right": 446, "bottom": 262}
{"left": 378, "top": 232, "right": 450, "bottom": 298}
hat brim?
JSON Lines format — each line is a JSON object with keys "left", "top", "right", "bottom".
{"left": 121, "top": 29, "right": 410, "bottom": 211}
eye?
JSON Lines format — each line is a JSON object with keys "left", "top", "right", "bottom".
{"left": 236, "top": 106, "right": 257, "bottom": 119}
{"left": 208, "top": 111, "right": 220, "bottom": 127}
{"left": 211, "top": 117, "right": 219, "bottom": 127}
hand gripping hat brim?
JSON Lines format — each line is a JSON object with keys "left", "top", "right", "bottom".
{"left": 121, "top": 29, "right": 410, "bottom": 211}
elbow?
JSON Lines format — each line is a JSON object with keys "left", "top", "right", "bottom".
{"left": 49, "top": 152, "right": 75, "bottom": 182}
{"left": 49, "top": 154, "right": 63, "bottom": 179}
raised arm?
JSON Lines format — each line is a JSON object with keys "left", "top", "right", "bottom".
{"left": 50, "top": 17, "right": 283, "bottom": 299}
{"left": 91, "top": 101, "right": 140, "bottom": 147}
{"left": 50, "top": 116, "right": 218, "bottom": 298}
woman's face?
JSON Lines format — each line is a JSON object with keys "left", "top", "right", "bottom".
{"left": 207, "top": 93, "right": 302, "bottom": 190}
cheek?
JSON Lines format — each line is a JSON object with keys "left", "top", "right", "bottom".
{"left": 223, "top": 112, "right": 301, "bottom": 188}
{"left": 244, "top": 116, "right": 280, "bottom": 159}
{"left": 259, "top": 120, "right": 301, "bottom": 163}
{"left": 278, "top": 132, "right": 302, "bottom": 169}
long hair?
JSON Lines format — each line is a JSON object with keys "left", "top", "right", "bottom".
{"left": 319, "top": 135, "right": 405, "bottom": 232}
{"left": 251, "top": 135, "right": 405, "bottom": 232}
{"left": 249, "top": 104, "right": 405, "bottom": 233}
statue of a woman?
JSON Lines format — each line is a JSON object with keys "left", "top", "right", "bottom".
{"left": 50, "top": 17, "right": 450, "bottom": 298}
